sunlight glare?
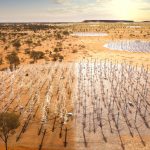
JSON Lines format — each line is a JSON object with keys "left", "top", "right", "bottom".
{"left": 112, "top": 0, "right": 138, "bottom": 19}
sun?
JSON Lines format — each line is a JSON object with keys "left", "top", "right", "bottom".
{"left": 111, "top": 0, "right": 138, "bottom": 20}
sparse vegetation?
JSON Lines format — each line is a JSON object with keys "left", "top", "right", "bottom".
{"left": 63, "top": 30, "right": 70, "bottom": 36}
{"left": 72, "top": 49, "right": 78, "bottom": 53}
{"left": 51, "top": 53, "right": 64, "bottom": 61}
{"left": 6, "top": 51, "right": 20, "bottom": 69}
{"left": 25, "top": 39, "right": 33, "bottom": 48}
{"left": 0, "top": 112, "right": 20, "bottom": 150}
{"left": 0, "top": 57, "right": 3, "bottom": 65}
{"left": 0, "top": 22, "right": 150, "bottom": 150}
{"left": 12, "top": 40, "right": 21, "bottom": 50}
{"left": 24, "top": 48, "right": 30, "bottom": 54}
{"left": 30, "top": 50, "right": 45, "bottom": 62}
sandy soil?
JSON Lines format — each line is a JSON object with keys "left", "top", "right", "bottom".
{"left": 0, "top": 23, "right": 150, "bottom": 150}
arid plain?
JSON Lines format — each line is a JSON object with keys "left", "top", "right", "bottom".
{"left": 0, "top": 22, "right": 150, "bottom": 150}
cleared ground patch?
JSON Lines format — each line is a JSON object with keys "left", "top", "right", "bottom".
{"left": 72, "top": 32, "right": 108, "bottom": 37}
{"left": 104, "top": 40, "right": 150, "bottom": 52}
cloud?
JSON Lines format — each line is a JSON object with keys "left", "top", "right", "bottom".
{"left": 140, "top": 7, "right": 150, "bottom": 10}
{"left": 0, "top": 0, "right": 150, "bottom": 22}
{"left": 139, "top": 0, "right": 150, "bottom": 11}
{"left": 52, "top": 0, "right": 71, "bottom": 4}
{"left": 49, "top": 0, "right": 150, "bottom": 19}
{"left": 47, "top": 1, "right": 113, "bottom": 21}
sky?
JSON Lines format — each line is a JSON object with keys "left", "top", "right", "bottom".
{"left": 0, "top": 0, "right": 150, "bottom": 22}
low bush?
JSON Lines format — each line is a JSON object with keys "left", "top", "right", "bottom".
{"left": 0, "top": 57, "right": 3, "bottom": 65}
{"left": 51, "top": 53, "right": 64, "bottom": 61}
{"left": 63, "top": 30, "right": 70, "bottom": 36}
{"left": 24, "top": 49, "right": 30, "bottom": 54}
{"left": 12, "top": 40, "right": 21, "bottom": 50}
{"left": 30, "top": 51, "right": 45, "bottom": 61}
{"left": 6, "top": 51, "right": 20, "bottom": 69}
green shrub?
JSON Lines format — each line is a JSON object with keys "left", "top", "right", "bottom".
{"left": 51, "top": 53, "right": 64, "bottom": 61}
{"left": 54, "top": 48, "right": 59, "bottom": 53}
{"left": 6, "top": 51, "right": 20, "bottom": 69}
{"left": 0, "top": 57, "right": 3, "bottom": 65}
{"left": 12, "top": 40, "right": 21, "bottom": 50}
{"left": 30, "top": 51, "right": 45, "bottom": 61}
{"left": 54, "top": 47, "right": 63, "bottom": 53}
{"left": 56, "top": 33, "right": 62, "bottom": 40}
{"left": 25, "top": 39, "right": 33, "bottom": 47}
{"left": 0, "top": 112, "right": 20, "bottom": 150}
{"left": 72, "top": 49, "right": 78, "bottom": 53}
{"left": 63, "top": 30, "right": 70, "bottom": 36}
{"left": 24, "top": 48, "right": 30, "bottom": 54}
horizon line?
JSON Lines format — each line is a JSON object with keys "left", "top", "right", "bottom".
{"left": 0, "top": 20, "right": 150, "bottom": 24}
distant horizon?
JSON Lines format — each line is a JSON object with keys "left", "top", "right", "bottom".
{"left": 0, "top": 19, "right": 150, "bottom": 24}
{"left": 0, "top": 19, "right": 149, "bottom": 23}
